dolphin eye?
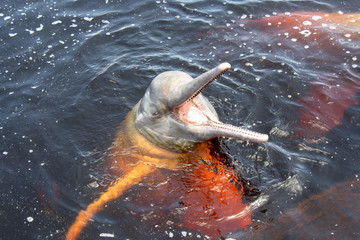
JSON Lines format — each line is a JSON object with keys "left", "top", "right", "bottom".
{"left": 150, "top": 107, "right": 160, "bottom": 117}
{"left": 147, "top": 103, "right": 161, "bottom": 118}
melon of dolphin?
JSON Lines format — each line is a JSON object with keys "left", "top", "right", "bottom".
{"left": 66, "top": 63, "right": 268, "bottom": 240}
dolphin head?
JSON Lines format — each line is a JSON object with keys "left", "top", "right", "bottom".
{"left": 134, "top": 63, "right": 268, "bottom": 150}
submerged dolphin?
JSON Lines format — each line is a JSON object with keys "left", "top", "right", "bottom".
{"left": 243, "top": 12, "right": 360, "bottom": 139}
{"left": 245, "top": 178, "right": 360, "bottom": 239}
{"left": 66, "top": 63, "right": 268, "bottom": 240}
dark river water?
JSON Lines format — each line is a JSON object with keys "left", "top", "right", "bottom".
{"left": 1, "top": 0, "right": 360, "bottom": 239}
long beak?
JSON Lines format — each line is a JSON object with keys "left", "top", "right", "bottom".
{"left": 176, "top": 62, "right": 269, "bottom": 143}
{"left": 204, "top": 120, "right": 269, "bottom": 143}
{"left": 170, "top": 63, "right": 231, "bottom": 108}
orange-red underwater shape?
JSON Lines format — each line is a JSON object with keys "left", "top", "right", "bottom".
{"left": 248, "top": 178, "right": 360, "bottom": 239}
{"left": 247, "top": 12, "right": 360, "bottom": 40}
{"left": 66, "top": 108, "right": 252, "bottom": 240}
{"left": 180, "top": 142, "right": 252, "bottom": 238}
{"left": 247, "top": 12, "right": 360, "bottom": 139}
{"left": 294, "top": 76, "right": 359, "bottom": 138}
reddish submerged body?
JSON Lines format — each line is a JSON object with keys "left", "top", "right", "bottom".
{"left": 246, "top": 12, "right": 360, "bottom": 139}
{"left": 66, "top": 109, "right": 252, "bottom": 240}
{"left": 248, "top": 178, "right": 360, "bottom": 239}
{"left": 66, "top": 63, "right": 266, "bottom": 239}
{"left": 66, "top": 11, "right": 360, "bottom": 239}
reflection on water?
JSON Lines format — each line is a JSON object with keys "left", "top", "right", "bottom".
{"left": 1, "top": 0, "right": 360, "bottom": 239}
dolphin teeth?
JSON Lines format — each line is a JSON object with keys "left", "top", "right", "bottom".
{"left": 185, "top": 62, "right": 231, "bottom": 104}
{"left": 205, "top": 121, "right": 269, "bottom": 143}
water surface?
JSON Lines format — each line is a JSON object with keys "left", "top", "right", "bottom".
{"left": 1, "top": 0, "right": 360, "bottom": 239}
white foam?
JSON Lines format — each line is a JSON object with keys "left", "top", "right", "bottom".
{"left": 312, "top": 15, "right": 323, "bottom": 21}
{"left": 99, "top": 233, "right": 114, "bottom": 238}
{"left": 84, "top": 16, "right": 93, "bottom": 21}
{"left": 52, "top": 20, "right": 62, "bottom": 25}
{"left": 36, "top": 24, "right": 44, "bottom": 31}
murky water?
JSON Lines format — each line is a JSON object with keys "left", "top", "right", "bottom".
{"left": 1, "top": 1, "right": 360, "bottom": 239}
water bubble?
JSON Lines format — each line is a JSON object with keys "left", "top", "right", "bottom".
{"left": 99, "top": 233, "right": 114, "bottom": 237}
{"left": 84, "top": 17, "right": 93, "bottom": 21}
{"left": 25, "top": 29, "right": 35, "bottom": 34}
{"left": 299, "top": 30, "right": 311, "bottom": 37}
{"left": 312, "top": 15, "right": 322, "bottom": 21}
{"left": 36, "top": 24, "right": 44, "bottom": 31}
{"left": 52, "top": 20, "right": 62, "bottom": 25}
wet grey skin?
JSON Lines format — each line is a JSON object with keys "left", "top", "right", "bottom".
{"left": 134, "top": 63, "right": 269, "bottom": 151}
